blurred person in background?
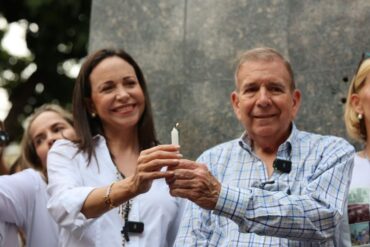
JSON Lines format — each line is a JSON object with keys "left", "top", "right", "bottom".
{"left": 0, "top": 120, "right": 20, "bottom": 247}
{"left": 0, "top": 104, "right": 76, "bottom": 247}
{"left": 344, "top": 52, "right": 370, "bottom": 246}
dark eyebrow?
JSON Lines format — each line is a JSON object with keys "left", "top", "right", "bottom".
{"left": 104, "top": 80, "right": 115, "bottom": 85}
{"left": 122, "top": 76, "right": 136, "bottom": 81}
{"left": 96, "top": 80, "right": 114, "bottom": 90}
{"left": 268, "top": 81, "right": 286, "bottom": 87}
{"left": 241, "top": 82, "right": 258, "bottom": 89}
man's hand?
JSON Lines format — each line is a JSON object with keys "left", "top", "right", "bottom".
{"left": 167, "top": 159, "right": 221, "bottom": 210}
{"left": 130, "top": 144, "right": 181, "bottom": 195}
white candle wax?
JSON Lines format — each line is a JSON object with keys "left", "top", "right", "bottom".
{"left": 171, "top": 127, "right": 179, "bottom": 145}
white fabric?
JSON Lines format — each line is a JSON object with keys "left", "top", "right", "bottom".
{"left": 346, "top": 153, "right": 370, "bottom": 246}
{"left": 0, "top": 222, "right": 19, "bottom": 247}
{"left": 47, "top": 136, "right": 185, "bottom": 247}
{"left": 350, "top": 154, "right": 370, "bottom": 188}
{"left": 0, "top": 169, "right": 59, "bottom": 247}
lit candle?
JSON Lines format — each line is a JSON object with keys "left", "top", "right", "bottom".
{"left": 171, "top": 123, "right": 179, "bottom": 145}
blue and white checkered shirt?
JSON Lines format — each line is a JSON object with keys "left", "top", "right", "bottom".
{"left": 174, "top": 125, "right": 354, "bottom": 246}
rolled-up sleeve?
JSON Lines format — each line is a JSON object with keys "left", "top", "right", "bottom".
{"left": 175, "top": 130, "right": 355, "bottom": 246}
{"left": 213, "top": 136, "right": 354, "bottom": 241}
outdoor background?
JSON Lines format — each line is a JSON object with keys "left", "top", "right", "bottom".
{"left": 1, "top": 1, "right": 369, "bottom": 165}
{"left": 88, "top": 0, "right": 370, "bottom": 159}
{"left": 0, "top": 1, "right": 91, "bottom": 165}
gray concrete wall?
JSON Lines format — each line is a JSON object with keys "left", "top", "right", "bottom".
{"left": 89, "top": 0, "right": 370, "bottom": 159}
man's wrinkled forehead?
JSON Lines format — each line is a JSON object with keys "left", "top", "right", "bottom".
{"left": 235, "top": 57, "right": 294, "bottom": 90}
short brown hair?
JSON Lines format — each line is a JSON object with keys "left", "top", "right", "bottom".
{"left": 234, "top": 47, "right": 295, "bottom": 91}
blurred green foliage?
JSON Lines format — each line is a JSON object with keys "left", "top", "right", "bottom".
{"left": 0, "top": 0, "right": 91, "bottom": 141}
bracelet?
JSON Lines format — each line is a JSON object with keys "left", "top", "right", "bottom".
{"left": 104, "top": 182, "right": 116, "bottom": 209}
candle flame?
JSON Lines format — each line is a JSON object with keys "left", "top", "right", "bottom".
{"left": 175, "top": 122, "right": 179, "bottom": 128}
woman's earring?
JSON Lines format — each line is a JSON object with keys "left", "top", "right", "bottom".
{"left": 91, "top": 112, "right": 96, "bottom": 118}
{"left": 358, "top": 113, "right": 363, "bottom": 120}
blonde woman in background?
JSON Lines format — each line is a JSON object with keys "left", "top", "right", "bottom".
{"left": 0, "top": 104, "right": 76, "bottom": 247}
{"left": 344, "top": 52, "right": 370, "bottom": 246}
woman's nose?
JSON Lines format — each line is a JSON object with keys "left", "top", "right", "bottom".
{"left": 115, "top": 87, "right": 130, "bottom": 101}
{"left": 47, "top": 134, "right": 57, "bottom": 148}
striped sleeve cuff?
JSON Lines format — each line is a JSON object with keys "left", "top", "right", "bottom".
{"left": 213, "top": 184, "right": 251, "bottom": 227}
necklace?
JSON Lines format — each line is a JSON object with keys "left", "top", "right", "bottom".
{"left": 110, "top": 150, "right": 144, "bottom": 245}
{"left": 115, "top": 169, "right": 132, "bottom": 246}
{"left": 109, "top": 150, "right": 132, "bottom": 246}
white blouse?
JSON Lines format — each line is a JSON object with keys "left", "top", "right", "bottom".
{"left": 47, "top": 136, "right": 185, "bottom": 247}
{"left": 0, "top": 222, "right": 19, "bottom": 247}
{"left": 0, "top": 169, "right": 59, "bottom": 247}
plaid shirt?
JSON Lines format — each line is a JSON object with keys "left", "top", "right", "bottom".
{"left": 174, "top": 125, "right": 354, "bottom": 246}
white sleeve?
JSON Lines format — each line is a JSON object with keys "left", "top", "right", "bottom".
{"left": 0, "top": 169, "right": 37, "bottom": 227}
{"left": 46, "top": 140, "right": 95, "bottom": 233}
{"left": 0, "top": 222, "right": 19, "bottom": 247}
{"left": 0, "top": 223, "right": 3, "bottom": 246}
{"left": 167, "top": 197, "right": 188, "bottom": 246}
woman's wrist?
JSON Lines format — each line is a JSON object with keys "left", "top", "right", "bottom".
{"left": 111, "top": 177, "right": 138, "bottom": 206}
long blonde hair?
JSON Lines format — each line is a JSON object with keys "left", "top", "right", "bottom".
{"left": 20, "top": 104, "right": 73, "bottom": 172}
{"left": 344, "top": 56, "right": 370, "bottom": 142}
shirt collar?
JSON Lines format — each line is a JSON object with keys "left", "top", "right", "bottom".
{"left": 93, "top": 134, "right": 107, "bottom": 146}
{"left": 238, "top": 123, "right": 298, "bottom": 156}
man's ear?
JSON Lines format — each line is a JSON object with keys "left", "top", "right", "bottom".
{"left": 350, "top": 93, "right": 363, "bottom": 114}
{"left": 231, "top": 91, "right": 242, "bottom": 121}
{"left": 291, "top": 89, "right": 301, "bottom": 119}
